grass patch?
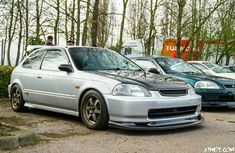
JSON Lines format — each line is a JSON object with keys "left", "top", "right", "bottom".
{"left": 0, "top": 123, "right": 18, "bottom": 137}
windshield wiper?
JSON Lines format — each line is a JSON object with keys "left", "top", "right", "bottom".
{"left": 183, "top": 71, "right": 198, "bottom": 75}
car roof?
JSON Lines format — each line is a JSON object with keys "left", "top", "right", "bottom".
{"left": 31, "top": 46, "right": 109, "bottom": 51}
{"left": 188, "top": 61, "right": 208, "bottom": 63}
{"left": 131, "top": 56, "right": 172, "bottom": 60}
{"left": 131, "top": 56, "right": 185, "bottom": 62}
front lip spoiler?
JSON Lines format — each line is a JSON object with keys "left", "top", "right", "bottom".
{"left": 109, "top": 115, "right": 204, "bottom": 130}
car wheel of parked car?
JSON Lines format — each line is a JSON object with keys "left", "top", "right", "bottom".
{"left": 10, "top": 84, "right": 26, "bottom": 112}
{"left": 80, "top": 90, "right": 109, "bottom": 130}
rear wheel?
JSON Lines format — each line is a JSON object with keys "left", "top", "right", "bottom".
{"left": 10, "top": 84, "right": 26, "bottom": 112}
{"left": 80, "top": 90, "right": 109, "bottom": 130}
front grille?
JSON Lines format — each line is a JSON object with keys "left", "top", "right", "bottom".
{"left": 224, "top": 84, "right": 235, "bottom": 88}
{"left": 148, "top": 106, "right": 197, "bottom": 119}
{"left": 202, "top": 94, "right": 234, "bottom": 102}
{"left": 158, "top": 90, "right": 188, "bottom": 96}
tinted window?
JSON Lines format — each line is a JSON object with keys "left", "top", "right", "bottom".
{"left": 202, "top": 62, "right": 231, "bottom": 73}
{"left": 22, "top": 50, "right": 46, "bottom": 69}
{"left": 41, "top": 50, "right": 69, "bottom": 71}
{"left": 190, "top": 63, "right": 208, "bottom": 72}
{"left": 134, "top": 60, "right": 156, "bottom": 71}
{"left": 155, "top": 58, "right": 201, "bottom": 74}
{"left": 69, "top": 47, "right": 141, "bottom": 71}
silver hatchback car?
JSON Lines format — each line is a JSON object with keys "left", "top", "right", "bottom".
{"left": 8, "top": 46, "right": 203, "bottom": 130}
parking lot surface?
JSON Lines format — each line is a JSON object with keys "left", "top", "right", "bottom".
{"left": 0, "top": 99, "right": 235, "bottom": 153}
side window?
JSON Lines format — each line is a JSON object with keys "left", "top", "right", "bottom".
{"left": 22, "top": 50, "right": 46, "bottom": 69}
{"left": 41, "top": 50, "right": 69, "bottom": 71}
{"left": 191, "top": 63, "right": 208, "bottom": 72}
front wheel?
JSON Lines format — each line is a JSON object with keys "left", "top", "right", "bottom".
{"left": 80, "top": 90, "right": 109, "bottom": 130}
{"left": 10, "top": 84, "right": 26, "bottom": 112}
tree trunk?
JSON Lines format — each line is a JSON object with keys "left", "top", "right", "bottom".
{"left": 118, "top": 0, "right": 128, "bottom": 50}
{"left": 54, "top": 0, "right": 60, "bottom": 45}
{"left": 7, "top": 0, "right": 15, "bottom": 66}
{"left": 147, "top": 0, "right": 158, "bottom": 55}
{"left": 82, "top": 0, "right": 90, "bottom": 46}
{"left": 76, "top": 0, "right": 81, "bottom": 45}
{"left": 65, "top": 1, "right": 68, "bottom": 42}
{"left": 176, "top": 0, "right": 186, "bottom": 58}
{"left": 91, "top": 0, "right": 100, "bottom": 46}
{"left": 1, "top": 39, "right": 5, "bottom": 65}
{"left": 36, "top": 0, "right": 40, "bottom": 39}
{"left": 70, "top": 0, "right": 76, "bottom": 42}
{"left": 16, "top": 0, "right": 23, "bottom": 66}
{"left": 25, "top": 0, "right": 29, "bottom": 52}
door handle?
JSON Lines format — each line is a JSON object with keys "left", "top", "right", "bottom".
{"left": 37, "top": 76, "right": 42, "bottom": 79}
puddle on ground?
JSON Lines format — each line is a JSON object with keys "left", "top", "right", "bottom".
{"left": 228, "top": 121, "right": 235, "bottom": 123}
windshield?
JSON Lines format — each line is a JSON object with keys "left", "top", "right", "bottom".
{"left": 133, "top": 60, "right": 156, "bottom": 71}
{"left": 203, "top": 62, "right": 232, "bottom": 73}
{"left": 155, "top": 58, "right": 201, "bottom": 74}
{"left": 69, "top": 47, "right": 142, "bottom": 71}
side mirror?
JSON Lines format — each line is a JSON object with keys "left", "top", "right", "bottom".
{"left": 148, "top": 68, "right": 160, "bottom": 74}
{"left": 58, "top": 64, "right": 74, "bottom": 73}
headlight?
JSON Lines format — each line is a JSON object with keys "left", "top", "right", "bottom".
{"left": 187, "top": 84, "right": 195, "bottom": 95}
{"left": 194, "top": 81, "right": 220, "bottom": 89}
{"left": 112, "top": 84, "right": 152, "bottom": 97}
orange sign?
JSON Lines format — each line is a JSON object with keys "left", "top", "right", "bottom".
{"left": 161, "top": 38, "right": 191, "bottom": 61}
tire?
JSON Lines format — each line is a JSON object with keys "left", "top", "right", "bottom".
{"left": 10, "top": 84, "right": 26, "bottom": 112}
{"left": 80, "top": 90, "right": 109, "bottom": 130}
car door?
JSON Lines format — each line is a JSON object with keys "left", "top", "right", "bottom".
{"left": 33, "top": 48, "right": 78, "bottom": 111}
{"left": 20, "top": 49, "right": 46, "bottom": 102}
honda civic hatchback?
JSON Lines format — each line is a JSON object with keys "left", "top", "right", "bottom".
{"left": 9, "top": 46, "right": 202, "bottom": 130}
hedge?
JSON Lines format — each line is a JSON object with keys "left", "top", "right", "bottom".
{"left": 0, "top": 66, "right": 14, "bottom": 98}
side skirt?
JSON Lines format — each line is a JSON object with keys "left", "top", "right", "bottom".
{"left": 25, "top": 102, "right": 79, "bottom": 117}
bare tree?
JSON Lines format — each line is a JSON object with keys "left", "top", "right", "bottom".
{"left": 54, "top": 0, "right": 60, "bottom": 45}
{"left": 118, "top": 0, "right": 129, "bottom": 50}
{"left": 6, "top": 0, "right": 16, "bottom": 66}
{"left": 76, "top": 0, "right": 81, "bottom": 45}
{"left": 15, "top": 0, "right": 23, "bottom": 66}
{"left": 146, "top": 0, "right": 159, "bottom": 55}
{"left": 176, "top": 0, "right": 186, "bottom": 57}
{"left": 91, "top": 0, "right": 100, "bottom": 46}
{"left": 82, "top": 0, "right": 91, "bottom": 46}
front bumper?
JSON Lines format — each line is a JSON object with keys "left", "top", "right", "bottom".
{"left": 104, "top": 92, "right": 202, "bottom": 130}
{"left": 196, "top": 89, "right": 235, "bottom": 107}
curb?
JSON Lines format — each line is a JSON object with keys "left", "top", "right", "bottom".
{"left": 0, "top": 129, "right": 35, "bottom": 150}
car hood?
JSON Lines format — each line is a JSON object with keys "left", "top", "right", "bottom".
{"left": 169, "top": 72, "right": 235, "bottom": 86}
{"left": 214, "top": 73, "right": 235, "bottom": 80}
{"left": 91, "top": 70, "right": 189, "bottom": 91}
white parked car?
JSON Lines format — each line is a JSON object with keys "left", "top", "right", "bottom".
{"left": 188, "top": 61, "right": 235, "bottom": 80}
{"left": 9, "top": 46, "right": 203, "bottom": 130}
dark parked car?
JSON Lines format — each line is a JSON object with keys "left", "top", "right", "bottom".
{"left": 132, "top": 56, "right": 235, "bottom": 107}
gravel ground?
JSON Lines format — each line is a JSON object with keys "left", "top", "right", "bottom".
{"left": 0, "top": 99, "right": 235, "bottom": 153}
